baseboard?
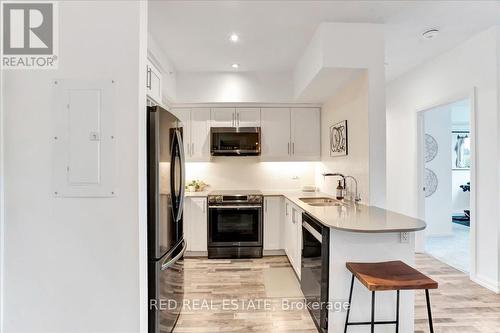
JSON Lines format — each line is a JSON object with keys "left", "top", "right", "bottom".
{"left": 263, "top": 249, "right": 285, "bottom": 256}
{"left": 470, "top": 274, "right": 500, "bottom": 294}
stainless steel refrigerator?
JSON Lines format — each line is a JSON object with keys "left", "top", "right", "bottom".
{"left": 147, "top": 105, "right": 186, "bottom": 333}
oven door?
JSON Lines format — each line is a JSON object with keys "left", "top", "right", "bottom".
{"left": 208, "top": 205, "right": 262, "bottom": 247}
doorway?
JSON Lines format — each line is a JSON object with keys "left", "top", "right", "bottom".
{"left": 418, "top": 98, "right": 473, "bottom": 273}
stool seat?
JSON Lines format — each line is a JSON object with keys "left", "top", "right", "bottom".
{"left": 346, "top": 260, "right": 438, "bottom": 291}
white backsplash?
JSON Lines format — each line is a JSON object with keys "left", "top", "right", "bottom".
{"left": 185, "top": 157, "right": 317, "bottom": 191}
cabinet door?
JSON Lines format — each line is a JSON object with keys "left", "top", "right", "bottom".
{"left": 188, "top": 197, "right": 208, "bottom": 252}
{"left": 190, "top": 108, "right": 210, "bottom": 161}
{"left": 211, "top": 108, "right": 235, "bottom": 127}
{"left": 183, "top": 199, "right": 192, "bottom": 251}
{"left": 173, "top": 108, "right": 191, "bottom": 159}
{"left": 236, "top": 108, "right": 261, "bottom": 127}
{"left": 284, "top": 199, "right": 295, "bottom": 267}
{"left": 261, "top": 108, "right": 291, "bottom": 161}
{"left": 147, "top": 60, "right": 162, "bottom": 104}
{"left": 263, "top": 197, "right": 281, "bottom": 250}
{"left": 292, "top": 206, "right": 303, "bottom": 278}
{"left": 290, "top": 108, "right": 320, "bottom": 161}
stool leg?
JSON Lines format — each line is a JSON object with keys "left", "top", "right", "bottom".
{"left": 396, "top": 290, "right": 400, "bottom": 333}
{"left": 425, "top": 289, "right": 434, "bottom": 333}
{"left": 344, "top": 274, "right": 355, "bottom": 333}
{"left": 371, "top": 291, "right": 375, "bottom": 333}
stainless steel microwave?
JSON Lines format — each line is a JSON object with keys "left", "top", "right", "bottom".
{"left": 210, "top": 127, "right": 261, "bottom": 156}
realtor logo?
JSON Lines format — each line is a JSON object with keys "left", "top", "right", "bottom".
{"left": 1, "top": 2, "right": 58, "bottom": 69}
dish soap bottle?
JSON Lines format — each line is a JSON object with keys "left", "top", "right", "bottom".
{"left": 336, "top": 180, "right": 344, "bottom": 200}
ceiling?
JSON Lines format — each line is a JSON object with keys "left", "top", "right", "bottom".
{"left": 149, "top": 1, "right": 498, "bottom": 81}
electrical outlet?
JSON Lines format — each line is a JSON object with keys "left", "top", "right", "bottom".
{"left": 400, "top": 232, "right": 409, "bottom": 243}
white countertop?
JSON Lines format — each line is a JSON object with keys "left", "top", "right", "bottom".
{"left": 184, "top": 189, "right": 426, "bottom": 233}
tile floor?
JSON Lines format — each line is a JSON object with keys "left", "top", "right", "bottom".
{"left": 425, "top": 223, "right": 470, "bottom": 272}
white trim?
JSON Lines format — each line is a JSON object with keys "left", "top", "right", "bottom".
{"left": 0, "top": 46, "right": 5, "bottom": 333}
{"left": 170, "top": 102, "right": 323, "bottom": 108}
{"left": 471, "top": 273, "right": 500, "bottom": 294}
{"left": 138, "top": 1, "right": 149, "bottom": 333}
{"left": 415, "top": 88, "right": 477, "bottom": 279}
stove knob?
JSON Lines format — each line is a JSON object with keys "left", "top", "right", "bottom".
{"left": 216, "top": 195, "right": 223, "bottom": 203}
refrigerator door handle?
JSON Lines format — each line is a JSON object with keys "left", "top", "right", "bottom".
{"left": 161, "top": 240, "right": 187, "bottom": 271}
{"left": 174, "top": 129, "right": 186, "bottom": 222}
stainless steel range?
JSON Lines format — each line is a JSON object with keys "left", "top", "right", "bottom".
{"left": 207, "top": 190, "right": 263, "bottom": 259}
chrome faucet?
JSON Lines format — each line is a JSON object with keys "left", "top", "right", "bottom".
{"left": 345, "top": 175, "right": 361, "bottom": 202}
{"left": 322, "top": 173, "right": 361, "bottom": 203}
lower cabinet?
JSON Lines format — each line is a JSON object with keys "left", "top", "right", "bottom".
{"left": 184, "top": 197, "right": 208, "bottom": 252}
{"left": 283, "top": 199, "right": 302, "bottom": 278}
{"left": 263, "top": 196, "right": 282, "bottom": 250}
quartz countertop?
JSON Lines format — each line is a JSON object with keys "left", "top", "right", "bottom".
{"left": 183, "top": 189, "right": 426, "bottom": 233}
{"left": 281, "top": 191, "right": 426, "bottom": 233}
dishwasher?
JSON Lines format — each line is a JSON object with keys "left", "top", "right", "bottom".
{"left": 301, "top": 213, "right": 329, "bottom": 333}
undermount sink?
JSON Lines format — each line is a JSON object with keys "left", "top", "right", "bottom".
{"left": 299, "top": 197, "right": 345, "bottom": 207}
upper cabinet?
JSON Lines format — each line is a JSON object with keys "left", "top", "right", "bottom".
{"left": 173, "top": 108, "right": 210, "bottom": 162}
{"left": 290, "top": 108, "right": 321, "bottom": 160}
{"left": 211, "top": 108, "right": 261, "bottom": 128}
{"left": 261, "top": 107, "right": 320, "bottom": 161}
{"left": 146, "top": 59, "right": 162, "bottom": 104}
{"left": 211, "top": 108, "right": 236, "bottom": 127}
{"left": 236, "top": 108, "right": 261, "bottom": 127}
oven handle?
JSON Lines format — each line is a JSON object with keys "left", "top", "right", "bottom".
{"left": 208, "top": 205, "right": 262, "bottom": 209}
{"left": 303, "top": 222, "right": 322, "bottom": 243}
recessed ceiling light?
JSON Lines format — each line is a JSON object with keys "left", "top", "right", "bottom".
{"left": 229, "top": 33, "right": 239, "bottom": 42}
{"left": 422, "top": 28, "right": 439, "bottom": 40}
{"left": 231, "top": 63, "right": 239, "bottom": 69}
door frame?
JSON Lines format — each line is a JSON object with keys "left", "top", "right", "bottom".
{"left": 415, "top": 88, "right": 477, "bottom": 279}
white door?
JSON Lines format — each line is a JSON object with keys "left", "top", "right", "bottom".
{"left": 183, "top": 199, "right": 192, "bottom": 251}
{"left": 190, "top": 108, "right": 210, "bottom": 161}
{"left": 290, "top": 108, "right": 320, "bottom": 160}
{"left": 189, "top": 197, "right": 208, "bottom": 252}
{"left": 211, "top": 108, "right": 236, "bottom": 127}
{"left": 173, "top": 108, "right": 192, "bottom": 159}
{"left": 292, "top": 206, "right": 302, "bottom": 278}
{"left": 261, "top": 108, "right": 291, "bottom": 160}
{"left": 263, "top": 196, "right": 282, "bottom": 250}
{"left": 236, "top": 108, "right": 261, "bottom": 127}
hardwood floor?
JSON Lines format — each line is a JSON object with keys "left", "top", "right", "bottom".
{"left": 174, "top": 254, "right": 500, "bottom": 332}
{"left": 415, "top": 254, "right": 500, "bottom": 333}
{"left": 174, "top": 256, "right": 317, "bottom": 332}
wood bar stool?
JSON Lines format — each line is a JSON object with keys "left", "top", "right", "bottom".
{"left": 344, "top": 261, "right": 438, "bottom": 333}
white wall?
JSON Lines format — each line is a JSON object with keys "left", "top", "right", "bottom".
{"left": 386, "top": 27, "right": 499, "bottom": 291}
{"left": 316, "top": 72, "right": 370, "bottom": 203}
{"left": 186, "top": 158, "right": 316, "bottom": 191}
{"left": 2, "top": 1, "right": 146, "bottom": 332}
{"left": 176, "top": 72, "right": 294, "bottom": 103}
{"left": 424, "top": 106, "right": 452, "bottom": 236}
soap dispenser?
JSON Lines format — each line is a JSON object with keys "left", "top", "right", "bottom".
{"left": 336, "top": 180, "right": 344, "bottom": 200}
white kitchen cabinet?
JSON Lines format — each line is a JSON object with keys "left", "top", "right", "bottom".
{"left": 260, "top": 107, "right": 320, "bottom": 161}
{"left": 236, "top": 108, "right": 261, "bottom": 127}
{"left": 190, "top": 108, "right": 211, "bottom": 160}
{"left": 261, "top": 108, "right": 291, "bottom": 160}
{"left": 283, "top": 198, "right": 302, "bottom": 278}
{"left": 263, "top": 196, "right": 282, "bottom": 250}
{"left": 146, "top": 60, "right": 162, "bottom": 104}
{"left": 211, "top": 108, "right": 236, "bottom": 127}
{"left": 290, "top": 108, "right": 321, "bottom": 160}
{"left": 173, "top": 108, "right": 210, "bottom": 162}
{"left": 184, "top": 197, "right": 208, "bottom": 252}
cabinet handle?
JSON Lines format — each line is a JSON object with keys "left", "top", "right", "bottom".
{"left": 237, "top": 113, "right": 240, "bottom": 127}
{"left": 292, "top": 142, "right": 295, "bottom": 155}
{"left": 146, "top": 67, "right": 152, "bottom": 89}
{"left": 232, "top": 113, "right": 235, "bottom": 127}
{"left": 191, "top": 143, "right": 194, "bottom": 156}
{"left": 285, "top": 203, "right": 288, "bottom": 216}
{"left": 288, "top": 143, "right": 290, "bottom": 155}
